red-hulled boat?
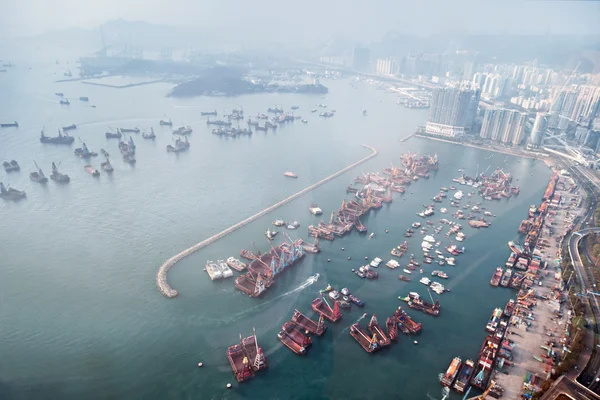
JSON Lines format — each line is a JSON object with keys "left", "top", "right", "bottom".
{"left": 366, "top": 314, "right": 391, "bottom": 348}
{"left": 394, "top": 306, "right": 422, "bottom": 334}
{"left": 291, "top": 309, "right": 327, "bottom": 336}
{"left": 227, "top": 343, "right": 255, "bottom": 382}
{"left": 385, "top": 317, "right": 399, "bottom": 341}
{"left": 354, "top": 219, "right": 368, "bottom": 233}
{"left": 311, "top": 296, "right": 342, "bottom": 322}
{"left": 240, "top": 249, "right": 258, "bottom": 260}
{"left": 277, "top": 322, "right": 311, "bottom": 355}
{"left": 349, "top": 322, "right": 380, "bottom": 353}
{"left": 241, "top": 329, "right": 268, "bottom": 372}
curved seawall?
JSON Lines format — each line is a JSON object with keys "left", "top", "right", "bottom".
{"left": 156, "top": 145, "right": 378, "bottom": 298}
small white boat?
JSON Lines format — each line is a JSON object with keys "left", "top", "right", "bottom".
{"left": 419, "top": 277, "right": 431, "bottom": 285}
{"left": 341, "top": 287, "right": 350, "bottom": 296}
{"left": 329, "top": 290, "right": 340, "bottom": 300}
{"left": 403, "top": 269, "right": 412, "bottom": 274}
{"left": 423, "top": 235, "right": 435, "bottom": 243}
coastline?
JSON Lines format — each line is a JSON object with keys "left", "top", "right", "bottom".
{"left": 156, "top": 145, "right": 379, "bottom": 298}
{"left": 414, "top": 134, "right": 548, "bottom": 162}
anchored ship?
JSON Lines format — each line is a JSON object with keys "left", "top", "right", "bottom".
{"left": 0, "top": 182, "right": 26, "bottom": 201}
{"left": 349, "top": 322, "right": 380, "bottom": 353}
{"left": 40, "top": 129, "right": 75, "bottom": 144}
{"left": 452, "top": 359, "right": 474, "bottom": 393}
{"left": 29, "top": 161, "right": 48, "bottom": 184}
{"left": 277, "top": 322, "right": 311, "bottom": 355}
{"left": 291, "top": 310, "right": 327, "bottom": 336}
{"left": 311, "top": 296, "right": 342, "bottom": 323}
{"left": 440, "top": 357, "right": 462, "bottom": 387}
{"left": 366, "top": 314, "right": 391, "bottom": 348}
{"left": 50, "top": 162, "right": 70, "bottom": 183}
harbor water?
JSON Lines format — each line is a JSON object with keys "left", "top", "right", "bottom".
{"left": 0, "top": 54, "right": 551, "bottom": 399}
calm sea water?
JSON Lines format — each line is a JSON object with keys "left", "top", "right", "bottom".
{"left": 0, "top": 53, "right": 551, "bottom": 400}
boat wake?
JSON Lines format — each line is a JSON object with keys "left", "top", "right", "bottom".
{"left": 337, "top": 312, "right": 368, "bottom": 338}
{"left": 426, "top": 384, "right": 449, "bottom": 400}
{"left": 211, "top": 273, "right": 320, "bottom": 325}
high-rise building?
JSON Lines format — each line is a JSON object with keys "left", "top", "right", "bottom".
{"left": 375, "top": 58, "right": 396, "bottom": 76}
{"left": 480, "top": 108, "right": 527, "bottom": 145}
{"left": 570, "top": 85, "right": 600, "bottom": 122}
{"left": 528, "top": 112, "right": 548, "bottom": 148}
{"left": 463, "top": 61, "right": 476, "bottom": 81}
{"left": 425, "top": 87, "right": 477, "bottom": 137}
{"left": 472, "top": 72, "right": 486, "bottom": 89}
{"left": 352, "top": 47, "right": 370, "bottom": 72}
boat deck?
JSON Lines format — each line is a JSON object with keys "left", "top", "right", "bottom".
{"left": 291, "top": 309, "right": 326, "bottom": 336}
{"left": 349, "top": 323, "right": 379, "bottom": 353}
{"left": 227, "top": 344, "right": 254, "bottom": 382}
{"left": 311, "top": 298, "right": 342, "bottom": 323}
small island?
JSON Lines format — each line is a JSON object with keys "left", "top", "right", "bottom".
{"left": 169, "top": 67, "right": 328, "bottom": 97}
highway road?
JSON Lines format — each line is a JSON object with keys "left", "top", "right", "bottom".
{"left": 566, "top": 164, "right": 600, "bottom": 390}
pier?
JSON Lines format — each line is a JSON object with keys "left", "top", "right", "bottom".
{"left": 156, "top": 145, "right": 378, "bottom": 298}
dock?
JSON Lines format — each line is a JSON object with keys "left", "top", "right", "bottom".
{"left": 156, "top": 145, "right": 378, "bottom": 298}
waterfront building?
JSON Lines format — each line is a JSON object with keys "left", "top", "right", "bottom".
{"left": 376, "top": 58, "right": 397, "bottom": 76}
{"left": 480, "top": 108, "right": 527, "bottom": 145}
{"left": 528, "top": 112, "right": 548, "bottom": 148}
{"left": 425, "top": 87, "right": 477, "bottom": 137}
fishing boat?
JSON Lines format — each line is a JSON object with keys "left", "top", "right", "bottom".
{"left": 60, "top": 98, "right": 70, "bottom": 105}
{"left": 226, "top": 257, "right": 247, "bottom": 272}
{"left": 50, "top": 162, "right": 70, "bottom": 183}
{"left": 0, "top": 182, "right": 26, "bottom": 201}
{"left": 272, "top": 219, "right": 286, "bottom": 227}
{"left": 284, "top": 172, "right": 297, "bottom": 178}
{"left": 62, "top": 124, "right": 76, "bottom": 131}
{"left": 29, "top": 161, "right": 48, "bottom": 184}
{"left": 40, "top": 129, "right": 75, "bottom": 144}
{"left": 166, "top": 137, "right": 190, "bottom": 153}
{"left": 142, "top": 128, "right": 156, "bottom": 139}
{"left": 100, "top": 158, "right": 114, "bottom": 173}
{"left": 201, "top": 110, "right": 217, "bottom": 116}
{"left": 74, "top": 142, "right": 98, "bottom": 159}
{"left": 440, "top": 357, "right": 462, "bottom": 387}
{"left": 265, "top": 229, "right": 279, "bottom": 240}
{"left": 398, "top": 275, "right": 411, "bottom": 282}
{"left": 105, "top": 129, "right": 122, "bottom": 139}
{"left": 348, "top": 295, "right": 365, "bottom": 307}
{"left": 84, "top": 165, "right": 100, "bottom": 177}
{"left": 172, "top": 125, "right": 192, "bottom": 135}
{"left": 0, "top": 121, "right": 18, "bottom": 128}
{"left": 159, "top": 118, "right": 173, "bottom": 126}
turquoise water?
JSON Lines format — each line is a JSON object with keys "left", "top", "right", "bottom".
{"left": 0, "top": 55, "right": 551, "bottom": 399}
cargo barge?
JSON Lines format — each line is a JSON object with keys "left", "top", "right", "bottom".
{"left": 226, "top": 257, "right": 247, "bottom": 272}
{"left": 277, "top": 322, "right": 311, "bottom": 355}
{"left": 490, "top": 267, "right": 503, "bottom": 286}
{"left": 452, "top": 359, "right": 474, "bottom": 393}
{"left": 470, "top": 335, "right": 499, "bottom": 390}
{"left": 226, "top": 343, "right": 254, "bottom": 383}
{"left": 234, "top": 236, "right": 305, "bottom": 297}
{"left": 40, "top": 129, "right": 75, "bottom": 144}
{"left": 291, "top": 309, "right": 326, "bottom": 336}
{"left": 393, "top": 306, "right": 422, "bottom": 334}
{"left": 311, "top": 296, "right": 342, "bottom": 323}
{"left": 485, "top": 308, "right": 503, "bottom": 333}
{"left": 385, "top": 317, "right": 399, "bottom": 341}
{"left": 366, "top": 314, "right": 391, "bottom": 348}
{"left": 241, "top": 329, "right": 268, "bottom": 372}
{"left": 440, "top": 356, "right": 461, "bottom": 387}
{"left": 349, "top": 322, "right": 380, "bottom": 353}
{"left": 401, "top": 292, "right": 440, "bottom": 316}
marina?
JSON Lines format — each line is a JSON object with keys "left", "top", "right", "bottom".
{"left": 0, "top": 69, "right": 563, "bottom": 399}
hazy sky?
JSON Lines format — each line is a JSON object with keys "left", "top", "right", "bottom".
{"left": 1, "top": 0, "right": 599, "bottom": 39}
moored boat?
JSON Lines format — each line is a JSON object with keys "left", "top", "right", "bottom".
{"left": 226, "top": 257, "right": 247, "bottom": 272}
{"left": 452, "top": 359, "right": 474, "bottom": 393}
{"left": 440, "top": 356, "right": 462, "bottom": 387}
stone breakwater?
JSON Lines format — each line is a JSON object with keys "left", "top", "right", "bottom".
{"left": 156, "top": 145, "right": 378, "bottom": 298}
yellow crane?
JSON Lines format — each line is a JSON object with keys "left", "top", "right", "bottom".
{"left": 476, "top": 380, "right": 495, "bottom": 399}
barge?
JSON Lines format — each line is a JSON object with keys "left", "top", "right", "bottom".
{"left": 40, "top": 129, "right": 75, "bottom": 144}
{"left": 349, "top": 322, "right": 380, "bottom": 353}
{"left": 440, "top": 356, "right": 461, "bottom": 387}
{"left": 393, "top": 306, "right": 422, "bottom": 334}
{"left": 311, "top": 296, "right": 342, "bottom": 322}
{"left": 226, "top": 343, "right": 254, "bottom": 383}
{"left": 291, "top": 309, "right": 326, "bottom": 336}
{"left": 366, "top": 314, "right": 391, "bottom": 348}
{"left": 226, "top": 257, "right": 247, "bottom": 272}
{"left": 385, "top": 317, "right": 399, "bottom": 341}
{"left": 277, "top": 322, "right": 311, "bottom": 355}
{"left": 241, "top": 329, "right": 268, "bottom": 372}
{"left": 452, "top": 359, "right": 474, "bottom": 393}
